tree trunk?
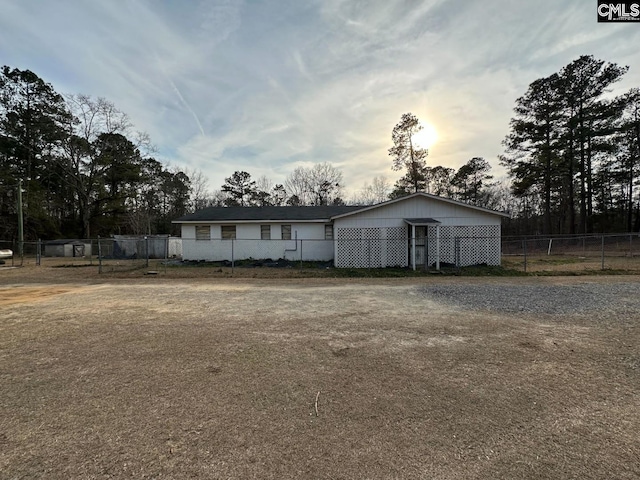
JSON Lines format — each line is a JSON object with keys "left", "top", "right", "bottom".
{"left": 544, "top": 121, "right": 552, "bottom": 235}
{"left": 567, "top": 126, "right": 576, "bottom": 234}
{"left": 578, "top": 107, "right": 587, "bottom": 234}
{"left": 586, "top": 127, "right": 594, "bottom": 232}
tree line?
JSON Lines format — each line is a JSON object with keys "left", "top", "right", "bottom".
{"left": 0, "top": 67, "right": 193, "bottom": 240}
{"left": 210, "top": 113, "right": 500, "bottom": 209}
{"left": 501, "top": 55, "right": 640, "bottom": 235}
{"left": 2, "top": 54, "right": 639, "bottom": 241}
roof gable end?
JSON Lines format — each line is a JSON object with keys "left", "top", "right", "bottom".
{"left": 330, "top": 192, "right": 510, "bottom": 220}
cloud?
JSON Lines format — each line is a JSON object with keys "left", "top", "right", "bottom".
{"left": 2, "top": 0, "right": 640, "bottom": 197}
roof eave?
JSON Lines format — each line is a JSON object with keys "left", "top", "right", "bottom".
{"left": 172, "top": 218, "right": 332, "bottom": 224}
{"left": 404, "top": 218, "right": 441, "bottom": 226}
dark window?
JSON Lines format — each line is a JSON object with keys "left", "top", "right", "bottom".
{"left": 325, "top": 225, "right": 334, "bottom": 240}
{"left": 221, "top": 225, "right": 236, "bottom": 240}
{"left": 281, "top": 225, "right": 292, "bottom": 240}
{"left": 195, "top": 226, "right": 211, "bottom": 241}
{"left": 261, "top": 225, "right": 271, "bottom": 240}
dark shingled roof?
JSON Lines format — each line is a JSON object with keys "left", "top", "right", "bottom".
{"left": 174, "top": 205, "right": 364, "bottom": 222}
{"left": 44, "top": 239, "right": 88, "bottom": 245}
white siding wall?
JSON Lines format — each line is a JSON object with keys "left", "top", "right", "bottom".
{"left": 334, "top": 196, "right": 501, "bottom": 228}
{"left": 181, "top": 222, "right": 333, "bottom": 261}
{"left": 333, "top": 196, "right": 503, "bottom": 268}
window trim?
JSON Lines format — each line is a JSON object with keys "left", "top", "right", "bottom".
{"left": 221, "top": 225, "right": 236, "bottom": 240}
{"left": 324, "top": 224, "right": 334, "bottom": 240}
{"left": 281, "top": 224, "right": 292, "bottom": 240}
{"left": 260, "top": 224, "right": 271, "bottom": 240}
{"left": 195, "top": 225, "right": 211, "bottom": 241}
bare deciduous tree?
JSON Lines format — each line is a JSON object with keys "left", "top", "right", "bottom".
{"left": 351, "top": 176, "right": 390, "bottom": 205}
{"left": 284, "top": 163, "right": 343, "bottom": 205}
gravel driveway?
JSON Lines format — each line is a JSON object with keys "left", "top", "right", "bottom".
{"left": 422, "top": 282, "right": 640, "bottom": 316}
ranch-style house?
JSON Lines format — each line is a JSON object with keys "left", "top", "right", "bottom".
{"left": 173, "top": 192, "right": 510, "bottom": 269}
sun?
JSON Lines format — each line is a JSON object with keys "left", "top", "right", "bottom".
{"left": 412, "top": 123, "right": 438, "bottom": 150}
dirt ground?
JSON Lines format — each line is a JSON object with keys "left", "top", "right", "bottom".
{"left": 1, "top": 266, "right": 639, "bottom": 479}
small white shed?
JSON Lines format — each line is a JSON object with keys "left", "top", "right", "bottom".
{"left": 44, "top": 239, "right": 92, "bottom": 257}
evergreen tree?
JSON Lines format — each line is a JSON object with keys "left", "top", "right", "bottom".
{"left": 388, "top": 113, "right": 429, "bottom": 193}
{"left": 221, "top": 171, "right": 256, "bottom": 206}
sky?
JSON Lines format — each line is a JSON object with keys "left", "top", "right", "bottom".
{"left": 1, "top": 0, "right": 640, "bottom": 198}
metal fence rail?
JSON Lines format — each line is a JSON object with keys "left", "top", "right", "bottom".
{"left": 1, "top": 233, "right": 640, "bottom": 274}
{"left": 502, "top": 233, "right": 640, "bottom": 272}
{"left": 0, "top": 237, "right": 174, "bottom": 273}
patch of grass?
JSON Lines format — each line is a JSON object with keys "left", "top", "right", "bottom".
{"left": 329, "top": 265, "right": 527, "bottom": 278}
{"left": 331, "top": 267, "right": 424, "bottom": 278}
{"left": 444, "top": 265, "right": 527, "bottom": 276}
{"left": 51, "top": 264, "right": 96, "bottom": 269}
{"left": 534, "top": 256, "right": 584, "bottom": 265}
{"left": 532, "top": 268, "right": 638, "bottom": 276}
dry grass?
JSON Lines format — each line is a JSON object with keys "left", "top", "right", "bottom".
{"left": 0, "top": 267, "right": 639, "bottom": 479}
{"left": 503, "top": 253, "right": 640, "bottom": 274}
{"left": 7, "top": 251, "right": 640, "bottom": 279}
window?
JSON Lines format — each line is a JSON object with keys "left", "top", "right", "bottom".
{"left": 325, "top": 224, "right": 334, "bottom": 240}
{"left": 281, "top": 225, "right": 292, "bottom": 240}
{"left": 195, "top": 225, "right": 211, "bottom": 241}
{"left": 261, "top": 225, "right": 271, "bottom": 240}
{"left": 221, "top": 225, "right": 236, "bottom": 240}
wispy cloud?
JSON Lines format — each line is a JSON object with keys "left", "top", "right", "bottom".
{"left": 2, "top": 0, "right": 639, "bottom": 194}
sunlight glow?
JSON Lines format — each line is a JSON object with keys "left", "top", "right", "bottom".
{"left": 412, "top": 123, "right": 438, "bottom": 149}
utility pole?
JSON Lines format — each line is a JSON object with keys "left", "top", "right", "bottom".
{"left": 17, "top": 179, "right": 24, "bottom": 257}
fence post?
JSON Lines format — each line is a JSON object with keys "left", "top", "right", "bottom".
{"left": 630, "top": 233, "right": 633, "bottom": 258}
{"left": 164, "top": 236, "right": 168, "bottom": 274}
{"left": 300, "top": 239, "right": 303, "bottom": 269}
{"left": 145, "top": 236, "right": 149, "bottom": 268}
{"left": 601, "top": 234, "right": 605, "bottom": 270}
{"left": 231, "top": 238, "right": 234, "bottom": 274}
{"left": 98, "top": 236, "right": 103, "bottom": 274}
{"left": 523, "top": 237, "right": 527, "bottom": 273}
{"left": 36, "top": 238, "right": 41, "bottom": 266}
{"left": 368, "top": 238, "right": 371, "bottom": 270}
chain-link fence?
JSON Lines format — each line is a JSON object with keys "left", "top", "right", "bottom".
{"left": 161, "top": 233, "right": 640, "bottom": 273}
{"left": 179, "top": 235, "right": 502, "bottom": 271}
{"left": 0, "top": 236, "right": 178, "bottom": 273}
{"left": 2, "top": 233, "right": 640, "bottom": 274}
{"left": 502, "top": 233, "right": 640, "bottom": 272}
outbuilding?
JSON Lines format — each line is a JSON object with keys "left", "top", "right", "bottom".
{"left": 173, "top": 192, "right": 509, "bottom": 269}
{"left": 44, "top": 239, "right": 92, "bottom": 258}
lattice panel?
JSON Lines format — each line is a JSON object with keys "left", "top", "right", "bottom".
{"left": 385, "top": 227, "right": 408, "bottom": 267}
{"left": 337, "top": 225, "right": 500, "bottom": 268}
{"left": 363, "top": 228, "right": 383, "bottom": 267}
{"left": 336, "top": 227, "right": 407, "bottom": 268}
{"left": 467, "top": 225, "right": 501, "bottom": 265}
{"left": 427, "top": 225, "right": 501, "bottom": 267}
{"left": 337, "top": 227, "right": 374, "bottom": 268}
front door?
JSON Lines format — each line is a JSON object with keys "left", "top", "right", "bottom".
{"left": 409, "top": 226, "right": 428, "bottom": 268}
